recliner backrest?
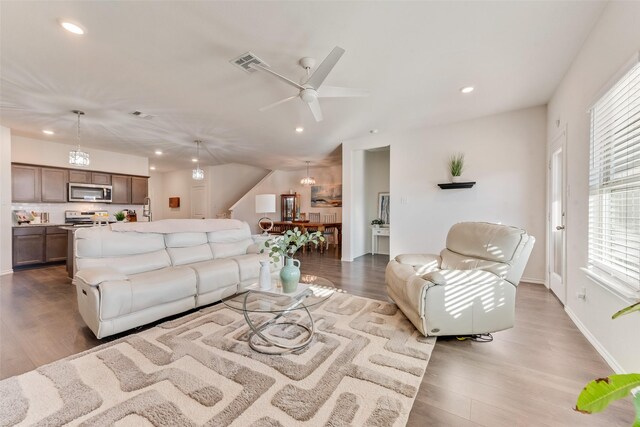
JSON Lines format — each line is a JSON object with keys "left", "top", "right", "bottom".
{"left": 441, "top": 222, "right": 535, "bottom": 286}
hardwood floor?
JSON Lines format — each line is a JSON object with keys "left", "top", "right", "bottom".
{"left": 0, "top": 251, "right": 634, "bottom": 425}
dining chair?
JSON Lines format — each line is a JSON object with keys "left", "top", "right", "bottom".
{"left": 322, "top": 213, "right": 339, "bottom": 249}
{"left": 308, "top": 212, "right": 321, "bottom": 222}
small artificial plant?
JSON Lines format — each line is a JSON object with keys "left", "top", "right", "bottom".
{"left": 114, "top": 211, "right": 126, "bottom": 221}
{"left": 575, "top": 301, "right": 640, "bottom": 425}
{"left": 261, "top": 227, "right": 325, "bottom": 263}
{"left": 449, "top": 153, "right": 465, "bottom": 177}
{"left": 371, "top": 218, "right": 385, "bottom": 226}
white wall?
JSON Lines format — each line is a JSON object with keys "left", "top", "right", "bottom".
{"left": 231, "top": 165, "right": 342, "bottom": 234}
{"left": 343, "top": 105, "right": 547, "bottom": 284}
{"left": 0, "top": 127, "right": 12, "bottom": 275}
{"left": 546, "top": 1, "right": 640, "bottom": 373}
{"left": 364, "top": 149, "right": 390, "bottom": 254}
{"left": 153, "top": 169, "right": 198, "bottom": 220}
{"left": 11, "top": 135, "right": 149, "bottom": 176}
{"left": 209, "top": 163, "right": 269, "bottom": 216}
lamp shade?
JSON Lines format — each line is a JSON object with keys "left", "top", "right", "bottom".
{"left": 255, "top": 194, "right": 276, "bottom": 213}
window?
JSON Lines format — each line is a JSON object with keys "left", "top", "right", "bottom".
{"left": 587, "top": 60, "right": 640, "bottom": 298}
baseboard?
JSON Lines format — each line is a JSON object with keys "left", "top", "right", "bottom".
{"left": 0, "top": 269, "right": 13, "bottom": 276}
{"left": 564, "top": 306, "right": 625, "bottom": 374}
{"left": 521, "top": 276, "right": 545, "bottom": 285}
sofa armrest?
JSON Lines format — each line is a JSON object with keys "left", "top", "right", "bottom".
{"left": 421, "top": 269, "right": 504, "bottom": 287}
{"left": 74, "top": 267, "right": 128, "bottom": 287}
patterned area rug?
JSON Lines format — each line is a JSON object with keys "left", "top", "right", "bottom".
{"left": 0, "top": 292, "right": 435, "bottom": 426}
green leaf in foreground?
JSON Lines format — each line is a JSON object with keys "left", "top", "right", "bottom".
{"left": 575, "top": 374, "right": 640, "bottom": 414}
{"left": 612, "top": 301, "right": 640, "bottom": 319}
{"left": 633, "top": 393, "right": 640, "bottom": 427}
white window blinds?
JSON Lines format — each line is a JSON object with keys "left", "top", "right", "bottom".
{"left": 588, "top": 60, "right": 640, "bottom": 295}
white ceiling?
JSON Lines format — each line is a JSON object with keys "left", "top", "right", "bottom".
{"left": 0, "top": 1, "right": 605, "bottom": 172}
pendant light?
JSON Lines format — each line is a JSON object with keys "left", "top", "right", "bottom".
{"left": 69, "top": 110, "right": 90, "bottom": 167}
{"left": 300, "top": 161, "right": 316, "bottom": 185}
{"left": 192, "top": 140, "right": 204, "bottom": 180}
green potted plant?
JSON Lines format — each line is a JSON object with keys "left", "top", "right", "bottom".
{"left": 262, "top": 227, "right": 325, "bottom": 293}
{"left": 575, "top": 301, "right": 640, "bottom": 425}
{"left": 371, "top": 218, "right": 384, "bottom": 228}
{"left": 449, "top": 153, "right": 465, "bottom": 183}
{"left": 114, "top": 211, "right": 126, "bottom": 222}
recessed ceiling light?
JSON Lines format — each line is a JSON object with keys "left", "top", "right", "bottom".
{"left": 149, "top": 166, "right": 156, "bottom": 170}
{"left": 59, "top": 20, "right": 85, "bottom": 35}
{"left": 370, "top": 129, "right": 379, "bottom": 134}
{"left": 295, "top": 127, "right": 304, "bottom": 133}
{"left": 155, "top": 150, "right": 163, "bottom": 155}
{"left": 192, "top": 158, "right": 198, "bottom": 162}
{"left": 42, "top": 130, "right": 54, "bottom": 135}
{"left": 460, "top": 86, "right": 475, "bottom": 94}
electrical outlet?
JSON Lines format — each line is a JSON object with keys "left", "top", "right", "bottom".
{"left": 400, "top": 196, "right": 408, "bottom": 205}
{"left": 577, "top": 287, "right": 586, "bottom": 300}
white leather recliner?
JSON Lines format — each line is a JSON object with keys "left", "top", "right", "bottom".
{"left": 386, "top": 222, "right": 535, "bottom": 337}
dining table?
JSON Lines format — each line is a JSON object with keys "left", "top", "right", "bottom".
{"left": 260, "top": 221, "right": 342, "bottom": 252}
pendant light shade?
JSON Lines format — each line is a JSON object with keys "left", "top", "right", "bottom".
{"left": 300, "top": 161, "right": 316, "bottom": 186}
{"left": 192, "top": 140, "right": 204, "bottom": 180}
{"left": 69, "top": 110, "right": 90, "bottom": 167}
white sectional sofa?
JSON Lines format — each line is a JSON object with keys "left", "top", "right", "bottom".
{"left": 73, "top": 219, "right": 279, "bottom": 338}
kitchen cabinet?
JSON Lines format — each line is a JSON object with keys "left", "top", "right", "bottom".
{"left": 111, "top": 175, "right": 131, "bottom": 204}
{"left": 41, "top": 167, "right": 68, "bottom": 203}
{"left": 12, "top": 165, "right": 41, "bottom": 202}
{"left": 68, "top": 169, "right": 91, "bottom": 183}
{"left": 12, "top": 226, "right": 68, "bottom": 268}
{"left": 131, "top": 176, "right": 148, "bottom": 204}
{"left": 91, "top": 172, "right": 111, "bottom": 185}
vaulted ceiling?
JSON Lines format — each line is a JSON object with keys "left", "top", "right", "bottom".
{"left": 0, "top": 1, "right": 605, "bottom": 171}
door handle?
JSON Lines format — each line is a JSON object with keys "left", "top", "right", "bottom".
{"left": 556, "top": 225, "right": 565, "bottom": 230}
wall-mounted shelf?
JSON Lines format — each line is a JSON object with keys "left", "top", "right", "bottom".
{"left": 438, "top": 182, "right": 476, "bottom": 189}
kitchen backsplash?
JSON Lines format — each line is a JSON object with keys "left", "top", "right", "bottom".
{"left": 11, "top": 202, "right": 145, "bottom": 225}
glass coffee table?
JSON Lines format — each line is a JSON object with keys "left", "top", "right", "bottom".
{"left": 222, "top": 275, "right": 336, "bottom": 354}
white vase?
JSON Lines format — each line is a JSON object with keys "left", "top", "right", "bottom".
{"left": 451, "top": 176, "right": 461, "bottom": 183}
{"left": 259, "top": 260, "right": 271, "bottom": 290}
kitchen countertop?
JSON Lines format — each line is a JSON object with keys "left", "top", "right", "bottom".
{"left": 12, "top": 223, "right": 66, "bottom": 228}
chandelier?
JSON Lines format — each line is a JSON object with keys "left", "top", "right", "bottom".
{"left": 69, "top": 110, "right": 90, "bottom": 167}
{"left": 300, "top": 161, "right": 316, "bottom": 185}
{"left": 192, "top": 140, "right": 204, "bottom": 180}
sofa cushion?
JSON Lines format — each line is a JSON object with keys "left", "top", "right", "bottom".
{"left": 440, "top": 249, "right": 510, "bottom": 279}
{"left": 207, "top": 223, "right": 252, "bottom": 243}
{"left": 167, "top": 244, "right": 213, "bottom": 266}
{"left": 210, "top": 239, "right": 254, "bottom": 259}
{"left": 231, "top": 253, "right": 271, "bottom": 282}
{"left": 446, "top": 222, "right": 527, "bottom": 263}
{"left": 76, "top": 227, "right": 165, "bottom": 258}
{"left": 76, "top": 249, "right": 172, "bottom": 275}
{"left": 164, "top": 232, "right": 208, "bottom": 248}
{"left": 186, "top": 259, "right": 240, "bottom": 294}
{"left": 99, "top": 267, "right": 196, "bottom": 320}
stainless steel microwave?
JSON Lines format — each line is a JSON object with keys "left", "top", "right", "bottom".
{"left": 68, "top": 183, "right": 113, "bottom": 203}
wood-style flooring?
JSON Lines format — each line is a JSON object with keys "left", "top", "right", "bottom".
{"left": 0, "top": 251, "right": 634, "bottom": 426}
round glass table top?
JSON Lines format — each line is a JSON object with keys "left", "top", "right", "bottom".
{"left": 221, "top": 274, "right": 338, "bottom": 313}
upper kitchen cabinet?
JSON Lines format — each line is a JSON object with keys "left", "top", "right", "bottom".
{"left": 12, "top": 164, "right": 41, "bottom": 202}
{"left": 131, "top": 176, "right": 148, "bottom": 205}
{"left": 68, "top": 169, "right": 91, "bottom": 183}
{"left": 111, "top": 175, "right": 131, "bottom": 204}
{"left": 41, "top": 167, "right": 68, "bottom": 203}
{"left": 91, "top": 172, "right": 111, "bottom": 185}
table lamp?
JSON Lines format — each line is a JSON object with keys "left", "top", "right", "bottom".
{"left": 255, "top": 194, "right": 276, "bottom": 235}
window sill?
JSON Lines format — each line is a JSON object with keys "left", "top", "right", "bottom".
{"left": 581, "top": 267, "right": 640, "bottom": 302}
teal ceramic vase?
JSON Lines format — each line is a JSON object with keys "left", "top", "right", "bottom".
{"left": 280, "top": 257, "right": 301, "bottom": 293}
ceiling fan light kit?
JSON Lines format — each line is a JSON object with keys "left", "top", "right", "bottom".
{"left": 236, "top": 46, "right": 370, "bottom": 122}
{"left": 69, "top": 110, "right": 90, "bottom": 167}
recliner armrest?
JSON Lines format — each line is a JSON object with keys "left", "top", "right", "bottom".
{"left": 394, "top": 254, "right": 441, "bottom": 273}
{"left": 421, "top": 269, "right": 504, "bottom": 287}
{"left": 74, "top": 267, "right": 128, "bottom": 287}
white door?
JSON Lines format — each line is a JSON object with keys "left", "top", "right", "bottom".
{"left": 548, "top": 131, "right": 567, "bottom": 303}
{"left": 191, "top": 186, "right": 206, "bottom": 219}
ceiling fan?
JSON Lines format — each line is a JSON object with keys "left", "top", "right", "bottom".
{"left": 249, "top": 46, "right": 369, "bottom": 122}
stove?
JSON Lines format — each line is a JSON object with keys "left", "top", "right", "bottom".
{"left": 65, "top": 210, "right": 114, "bottom": 226}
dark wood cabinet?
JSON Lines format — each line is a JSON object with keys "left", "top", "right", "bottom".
{"left": 12, "top": 226, "right": 68, "bottom": 268}
{"left": 45, "top": 227, "right": 68, "bottom": 262}
{"left": 41, "top": 168, "right": 68, "bottom": 203}
{"left": 131, "top": 176, "right": 148, "bottom": 204}
{"left": 12, "top": 165, "right": 41, "bottom": 202}
{"left": 111, "top": 175, "right": 131, "bottom": 204}
{"left": 12, "top": 227, "right": 45, "bottom": 267}
{"left": 91, "top": 172, "right": 111, "bottom": 185}
{"left": 68, "top": 169, "right": 91, "bottom": 183}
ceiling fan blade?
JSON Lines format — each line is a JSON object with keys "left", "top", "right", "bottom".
{"left": 305, "top": 46, "right": 345, "bottom": 89}
{"left": 308, "top": 98, "right": 323, "bottom": 122}
{"left": 259, "top": 95, "right": 299, "bottom": 111}
{"left": 318, "top": 86, "right": 370, "bottom": 98}
{"left": 249, "top": 63, "right": 305, "bottom": 90}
